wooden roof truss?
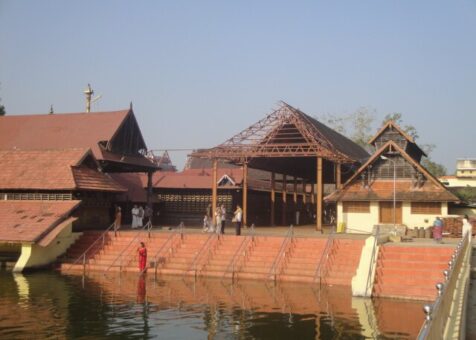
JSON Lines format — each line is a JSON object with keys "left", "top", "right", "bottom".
{"left": 193, "top": 102, "right": 352, "bottom": 163}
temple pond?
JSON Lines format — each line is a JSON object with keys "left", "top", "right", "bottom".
{"left": 0, "top": 270, "right": 427, "bottom": 339}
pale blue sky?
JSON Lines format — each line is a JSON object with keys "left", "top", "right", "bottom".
{"left": 1, "top": 1, "right": 475, "bottom": 172}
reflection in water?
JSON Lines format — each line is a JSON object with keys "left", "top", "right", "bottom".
{"left": 0, "top": 270, "right": 425, "bottom": 339}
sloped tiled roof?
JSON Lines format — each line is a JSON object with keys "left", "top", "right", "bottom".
{"left": 72, "top": 166, "right": 126, "bottom": 192}
{"left": 0, "top": 149, "right": 125, "bottom": 192}
{"left": 0, "top": 200, "right": 80, "bottom": 243}
{"left": 0, "top": 110, "right": 130, "bottom": 160}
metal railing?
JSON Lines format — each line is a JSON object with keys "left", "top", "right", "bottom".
{"left": 267, "top": 225, "right": 294, "bottom": 282}
{"left": 186, "top": 233, "right": 217, "bottom": 277}
{"left": 314, "top": 226, "right": 336, "bottom": 286}
{"left": 151, "top": 228, "right": 182, "bottom": 277}
{"left": 223, "top": 235, "right": 252, "bottom": 281}
{"left": 67, "top": 221, "right": 117, "bottom": 272}
{"left": 364, "top": 225, "right": 380, "bottom": 296}
{"left": 105, "top": 221, "right": 152, "bottom": 272}
{"left": 417, "top": 232, "right": 470, "bottom": 339}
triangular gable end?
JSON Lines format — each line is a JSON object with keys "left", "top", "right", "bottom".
{"left": 107, "top": 110, "right": 148, "bottom": 156}
{"left": 217, "top": 174, "right": 236, "bottom": 187}
{"left": 326, "top": 140, "right": 459, "bottom": 202}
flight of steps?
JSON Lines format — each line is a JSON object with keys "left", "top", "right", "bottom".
{"left": 60, "top": 231, "right": 365, "bottom": 286}
{"left": 278, "top": 238, "right": 327, "bottom": 283}
{"left": 199, "top": 235, "right": 252, "bottom": 279}
{"left": 60, "top": 231, "right": 172, "bottom": 272}
{"left": 324, "top": 239, "right": 366, "bottom": 286}
{"left": 372, "top": 245, "right": 455, "bottom": 301}
{"left": 235, "top": 236, "right": 286, "bottom": 280}
{"left": 157, "top": 233, "right": 215, "bottom": 276}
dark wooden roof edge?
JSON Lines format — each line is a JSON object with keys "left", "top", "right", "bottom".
{"left": 368, "top": 120, "right": 427, "bottom": 157}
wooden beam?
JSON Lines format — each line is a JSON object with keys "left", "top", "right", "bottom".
{"left": 242, "top": 162, "right": 248, "bottom": 226}
{"left": 212, "top": 159, "right": 218, "bottom": 224}
{"left": 282, "top": 174, "right": 287, "bottom": 225}
{"left": 336, "top": 162, "right": 342, "bottom": 189}
{"left": 293, "top": 177, "right": 298, "bottom": 204}
{"left": 271, "top": 172, "right": 275, "bottom": 226}
{"left": 316, "top": 157, "right": 323, "bottom": 231}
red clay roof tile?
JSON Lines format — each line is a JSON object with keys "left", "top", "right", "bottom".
{"left": 0, "top": 200, "right": 80, "bottom": 243}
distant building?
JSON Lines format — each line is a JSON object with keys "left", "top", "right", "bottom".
{"left": 439, "top": 159, "right": 476, "bottom": 215}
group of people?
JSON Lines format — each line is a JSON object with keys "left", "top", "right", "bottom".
{"left": 432, "top": 215, "right": 473, "bottom": 243}
{"left": 202, "top": 203, "right": 243, "bottom": 236}
{"left": 131, "top": 205, "right": 152, "bottom": 229}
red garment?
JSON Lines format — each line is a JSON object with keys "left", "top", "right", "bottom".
{"left": 138, "top": 247, "right": 147, "bottom": 272}
{"left": 433, "top": 226, "right": 443, "bottom": 240}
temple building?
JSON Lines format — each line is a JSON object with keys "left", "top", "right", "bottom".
{"left": 325, "top": 120, "right": 460, "bottom": 233}
{"left": 0, "top": 108, "right": 157, "bottom": 271}
{"left": 191, "top": 102, "right": 369, "bottom": 230}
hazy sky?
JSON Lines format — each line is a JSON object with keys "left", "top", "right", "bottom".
{"left": 1, "top": 1, "right": 475, "bottom": 172}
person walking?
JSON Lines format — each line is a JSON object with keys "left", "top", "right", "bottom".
{"left": 233, "top": 205, "right": 243, "bottom": 236}
{"left": 215, "top": 206, "right": 222, "bottom": 234}
{"left": 114, "top": 206, "right": 122, "bottom": 232}
{"left": 137, "top": 242, "right": 148, "bottom": 273}
{"left": 433, "top": 217, "right": 444, "bottom": 243}
{"left": 220, "top": 204, "right": 226, "bottom": 234}
{"left": 138, "top": 206, "right": 144, "bottom": 228}
{"left": 462, "top": 214, "right": 472, "bottom": 241}
{"left": 131, "top": 205, "right": 140, "bottom": 229}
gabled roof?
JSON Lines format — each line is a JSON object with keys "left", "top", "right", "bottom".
{"left": 0, "top": 109, "right": 157, "bottom": 172}
{"left": 368, "top": 120, "right": 415, "bottom": 145}
{"left": 0, "top": 200, "right": 80, "bottom": 243}
{"left": 0, "top": 149, "right": 126, "bottom": 192}
{"left": 192, "top": 102, "right": 369, "bottom": 165}
{"left": 326, "top": 140, "right": 459, "bottom": 202}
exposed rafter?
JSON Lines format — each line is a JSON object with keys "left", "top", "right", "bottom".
{"left": 192, "top": 101, "right": 367, "bottom": 164}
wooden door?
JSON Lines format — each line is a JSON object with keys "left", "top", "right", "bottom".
{"left": 379, "top": 201, "right": 402, "bottom": 224}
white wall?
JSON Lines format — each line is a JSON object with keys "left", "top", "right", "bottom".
{"left": 338, "top": 201, "right": 450, "bottom": 233}
{"left": 402, "top": 202, "right": 448, "bottom": 229}
{"left": 338, "top": 202, "right": 379, "bottom": 234}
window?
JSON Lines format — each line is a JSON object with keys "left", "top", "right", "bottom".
{"left": 411, "top": 202, "right": 441, "bottom": 214}
{"left": 343, "top": 201, "right": 370, "bottom": 213}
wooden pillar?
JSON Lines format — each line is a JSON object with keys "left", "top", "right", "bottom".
{"left": 336, "top": 162, "right": 342, "bottom": 189}
{"left": 311, "top": 182, "right": 315, "bottom": 204}
{"left": 146, "top": 171, "right": 153, "bottom": 209}
{"left": 302, "top": 179, "right": 307, "bottom": 204}
{"left": 293, "top": 177, "right": 298, "bottom": 204}
{"left": 242, "top": 162, "right": 248, "bottom": 226}
{"left": 316, "top": 157, "right": 323, "bottom": 231}
{"left": 212, "top": 159, "right": 218, "bottom": 223}
{"left": 282, "top": 174, "right": 287, "bottom": 225}
{"left": 271, "top": 172, "right": 276, "bottom": 226}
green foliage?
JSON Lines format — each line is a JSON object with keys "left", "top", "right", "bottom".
{"left": 421, "top": 158, "right": 447, "bottom": 177}
{"left": 0, "top": 104, "right": 5, "bottom": 116}
{"left": 321, "top": 106, "right": 375, "bottom": 152}
{"left": 382, "top": 113, "right": 418, "bottom": 140}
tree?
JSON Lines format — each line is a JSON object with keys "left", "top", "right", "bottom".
{"left": 320, "top": 106, "right": 375, "bottom": 152}
{"left": 0, "top": 103, "right": 5, "bottom": 116}
{"left": 382, "top": 113, "right": 418, "bottom": 139}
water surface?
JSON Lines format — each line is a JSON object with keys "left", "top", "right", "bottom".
{"left": 0, "top": 270, "right": 426, "bottom": 339}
